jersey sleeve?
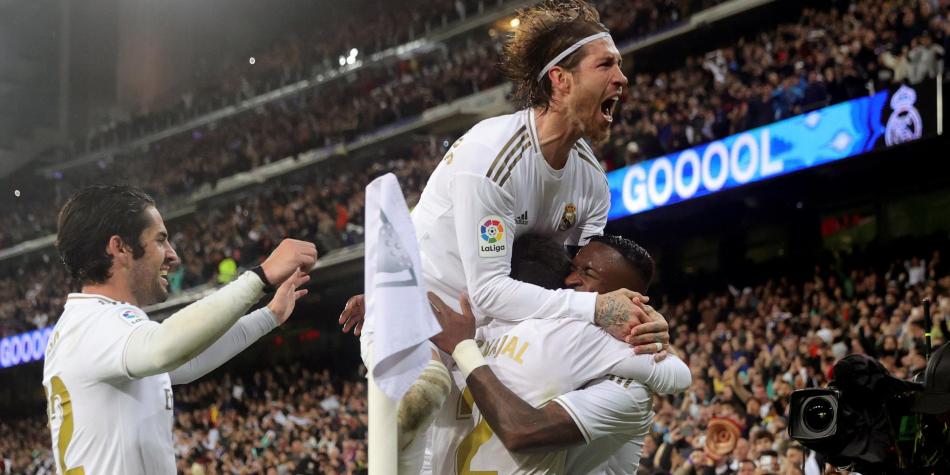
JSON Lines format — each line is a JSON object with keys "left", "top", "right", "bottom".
{"left": 554, "top": 321, "right": 692, "bottom": 394}
{"left": 552, "top": 377, "right": 654, "bottom": 443}
{"left": 83, "top": 305, "right": 158, "bottom": 382}
{"left": 621, "top": 354, "right": 692, "bottom": 395}
{"left": 450, "top": 169, "right": 597, "bottom": 324}
{"left": 553, "top": 321, "right": 659, "bottom": 386}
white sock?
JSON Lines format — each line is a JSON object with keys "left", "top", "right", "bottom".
{"left": 396, "top": 358, "right": 450, "bottom": 473}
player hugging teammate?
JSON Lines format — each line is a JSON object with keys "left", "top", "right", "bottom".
{"left": 341, "top": 1, "right": 689, "bottom": 473}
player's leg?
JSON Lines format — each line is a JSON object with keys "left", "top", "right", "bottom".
{"left": 397, "top": 346, "right": 450, "bottom": 474}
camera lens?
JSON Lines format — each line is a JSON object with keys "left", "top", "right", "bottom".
{"left": 803, "top": 397, "right": 834, "bottom": 432}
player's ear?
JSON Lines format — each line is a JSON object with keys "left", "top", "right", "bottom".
{"left": 106, "top": 235, "right": 131, "bottom": 267}
{"left": 549, "top": 66, "right": 572, "bottom": 96}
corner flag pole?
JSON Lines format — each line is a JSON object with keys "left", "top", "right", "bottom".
{"left": 363, "top": 173, "right": 443, "bottom": 474}
{"left": 367, "top": 344, "right": 397, "bottom": 474}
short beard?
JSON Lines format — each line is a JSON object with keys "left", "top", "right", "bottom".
{"left": 564, "top": 96, "right": 611, "bottom": 145}
{"left": 129, "top": 264, "right": 168, "bottom": 306}
{"left": 586, "top": 124, "right": 611, "bottom": 145}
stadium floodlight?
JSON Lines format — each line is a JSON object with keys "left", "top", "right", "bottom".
{"left": 346, "top": 56, "right": 356, "bottom": 65}
{"left": 350, "top": 48, "right": 359, "bottom": 58}
{"left": 339, "top": 56, "right": 346, "bottom": 66}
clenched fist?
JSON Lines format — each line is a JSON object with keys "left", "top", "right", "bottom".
{"left": 261, "top": 239, "right": 318, "bottom": 286}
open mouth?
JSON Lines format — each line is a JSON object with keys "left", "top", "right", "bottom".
{"left": 600, "top": 96, "right": 620, "bottom": 123}
{"left": 160, "top": 269, "right": 169, "bottom": 285}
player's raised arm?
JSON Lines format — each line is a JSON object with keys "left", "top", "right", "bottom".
{"left": 168, "top": 270, "right": 310, "bottom": 385}
{"left": 124, "top": 239, "right": 315, "bottom": 378}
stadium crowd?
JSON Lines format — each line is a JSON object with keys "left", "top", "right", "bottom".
{"left": 73, "top": 0, "right": 517, "bottom": 155}
{"left": 636, "top": 244, "right": 949, "bottom": 474}
{"left": 594, "top": 0, "right": 950, "bottom": 165}
{"left": 1, "top": 241, "right": 947, "bottom": 474}
{"left": 4, "top": 0, "right": 948, "bottom": 251}
{"left": 0, "top": 142, "right": 441, "bottom": 337}
{"left": 1, "top": 363, "right": 369, "bottom": 475}
{"left": 2, "top": 1, "right": 950, "bottom": 474}
{"left": 0, "top": 0, "right": 725, "bottom": 249}
{"left": 72, "top": 0, "right": 717, "bottom": 156}
{"left": 0, "top": 0, "right": 947, "bottom": 358}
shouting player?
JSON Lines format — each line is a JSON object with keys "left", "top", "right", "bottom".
{"left": 43, "top": 185, "right": 315, "bottom": 474}
{"left": 341, "top": 2, "right": 672, "bottom": 469}
{"left": 411, "top": 0, "right": 657, "bottom": 335}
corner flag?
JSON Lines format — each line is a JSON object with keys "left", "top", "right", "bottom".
{"left": 364, "top": 172, "right": 442, "bottom": 400}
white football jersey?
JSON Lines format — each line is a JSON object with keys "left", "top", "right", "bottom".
{"left": 557, "top": 376, "right": 655, "bottom": 474}
{"left": 42, "top": 294, "right": 175, "bottom": 475}
{"left": 411, "top": 108, "right": 609, "bottom": 324}
{"left": 428, "top": 319, "right": 686, "bottom": 474}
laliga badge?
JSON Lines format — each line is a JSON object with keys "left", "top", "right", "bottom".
{"left": 478, "top": 215, "right": 507, "bottom": 257}
{"left": 558, "top": 203, "right": 577, "bottom": 231}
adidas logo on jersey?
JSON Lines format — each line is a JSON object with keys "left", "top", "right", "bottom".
{"left": 515, "top": 211, "right": 528, "bottom": 225}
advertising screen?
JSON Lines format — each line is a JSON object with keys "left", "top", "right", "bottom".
{"left": 607, "top": 82, "right": 940, "bottom": 221}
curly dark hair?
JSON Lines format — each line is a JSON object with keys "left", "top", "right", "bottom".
{"left": 501, "top": 0, "right": 608, "bottom": 110}
{"left": 56, "top": 184, "right": 155, "bottom": 284}
{"left": 589, "top": 234, "right": 655, "bottom": 289}
{"left": 510, "top": 234, "right": 571, "bottom": 290}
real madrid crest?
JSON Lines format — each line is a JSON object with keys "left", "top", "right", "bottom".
{"left": 558, "top": 203, "right": 577, "bottom": 231}
{"left": 885, "top": 85, "right": 923, "bottom": 146}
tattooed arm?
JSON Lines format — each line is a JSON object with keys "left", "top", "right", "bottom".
{"left": 593, "top": 289, "right": 646, "bottom": 340}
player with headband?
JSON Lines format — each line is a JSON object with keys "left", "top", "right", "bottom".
{"left": 357, "top": 0, "right": 674, "bottom": 472}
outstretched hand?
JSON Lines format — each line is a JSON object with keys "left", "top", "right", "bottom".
{"left": 427, "top": 292, "right": 476, "bottom": 354}
{"left": 265, "top": 270, "right": 310, "bottom": 325}
{"left": 261, "top": 239, "right": 318, "bottom": 287}
{"left": 338, "top": 294, "right": 365, "bottom": 335}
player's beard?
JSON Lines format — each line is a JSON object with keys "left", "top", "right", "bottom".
{"left": 129, "top": 260, "right": 169, "bottom": 306}
{"left": 565, "top": 89, "right": 612, "bottom": 145}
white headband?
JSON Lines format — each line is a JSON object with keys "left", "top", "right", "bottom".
{"left": 536, "top": 32, "right": 612, "bottom": 82}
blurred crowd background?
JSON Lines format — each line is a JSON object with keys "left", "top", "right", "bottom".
{"left": 2, "top": 0, "right": 950, "bottom": 473}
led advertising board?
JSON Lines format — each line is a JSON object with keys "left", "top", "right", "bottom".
{"left": 607, "top": 83, "right": 940, "bottom": 221}
{"left": 0, "top": 327, "right": 52, "bottom": 369}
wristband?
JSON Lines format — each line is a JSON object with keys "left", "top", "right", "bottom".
{"left": 250, "top": 266, "right": 276, "bottom": 293}
{"left": 452, "top": 339, "right": 487, "bottom": 379}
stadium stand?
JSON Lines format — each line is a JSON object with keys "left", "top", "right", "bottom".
{"left": 68, "top": 0, "right": 521, "bottom": 157}
{"left": 0, "top": 0, "right": 946, "bottom": 340}
{"left": 1, "top": 241, "right": 947, "bottom": 474}
{"left": 3, "top": 1, "right": 950, "bottom": 473}
{"left": 3, "top": 0, "right": 948, "bottom": 250}
{"left": 1, "top": 0, "right": 733, "bottom": 249}
{"left": 1, "top": 0, "right": 947, "bottom": 339}
{"left": 0, "top": 142, "right": 441, "bottom": 336}
{"left": 68, "top": 0, "right": 721, "bottom": 158}
{"left": 590, "top": 0, "right": 950, "bottom": 167}
{"left": 0, "top": 0, "right": 747, "bottom": 335}
{"left": 1, "top": 363, "right": 369, "bottom": 474}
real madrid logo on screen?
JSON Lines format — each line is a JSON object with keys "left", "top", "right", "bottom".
{"left": 478, "top": 215, "right": 507, "bottom": 257}
{"left": 558, "top": 203, "right": 577, "bottom": 231}
{"left": 885, "top": 85, "right": 923, "bottom": 146}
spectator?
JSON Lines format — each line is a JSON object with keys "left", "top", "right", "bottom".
{"left": 907, "top": 32, "right": 945, "bottom": 84}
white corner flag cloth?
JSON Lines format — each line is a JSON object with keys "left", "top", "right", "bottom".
{"left": 363, "top": 173, "right": 442, "bottom": 400}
